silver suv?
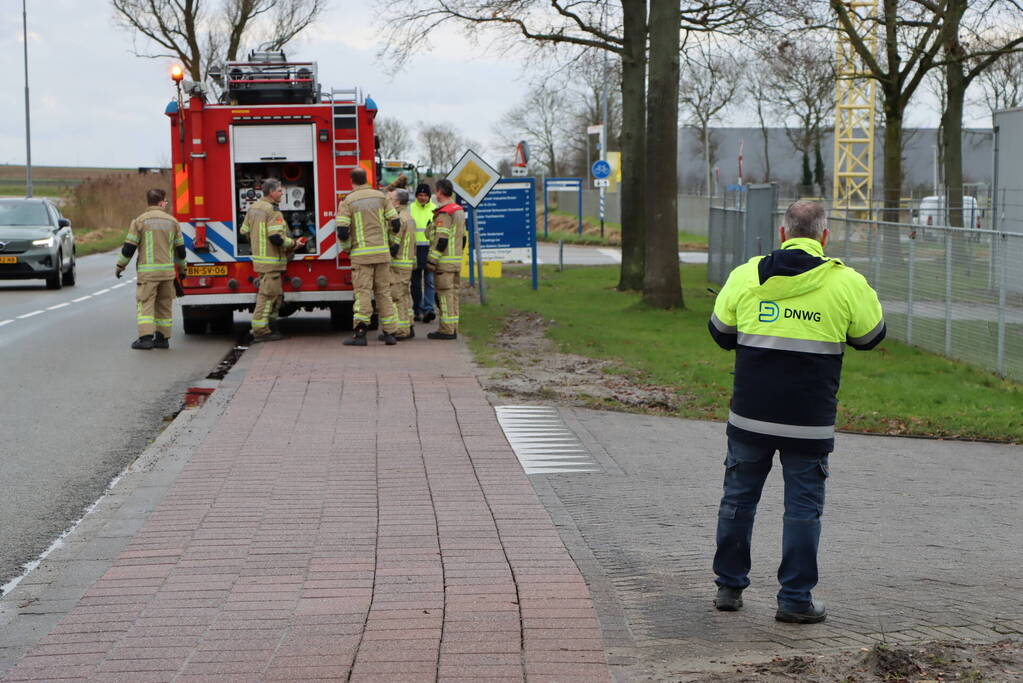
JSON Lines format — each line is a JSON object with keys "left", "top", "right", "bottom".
{"left": 0, "top": 198, "right": 76, "bottom": 289}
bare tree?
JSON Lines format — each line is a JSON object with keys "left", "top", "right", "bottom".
{"left": 764, "top": 38, "right": 834, "bottom": 194}
{"left": 678, "top": 45, "right": 744, "bottom": 197}
{"left": 378, "top": 0, "right": 777, "bottom": 294}
{"left": 745, "top": 54, "right": 776, "bottom": 183}
{"left": 376, "top": 117, "right": 413, "bottom": 160}
{"left": 497, "top": 86, "right": 571, "bottom": 176}
{"left": 418, "top": 123, "right": 464, "bottom": 173}
{"left": 111, "top": 0, "right": 326, "bottom": 81}
{"left": 937, "top": 1, "right": 1023, "bottom": 229}
{"left": 643, "top": 0, "right": 683, "bottom": 309}
{"left": 972, "top": 32, "right": 1023, "bottom": 117}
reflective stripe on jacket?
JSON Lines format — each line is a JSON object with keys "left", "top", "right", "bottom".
{"left": 709, "top": 237, "right": 886, "bottom": 452}
{"left": 427, "top": 201, "right": 466, "bottom": 272}
{"left": 119, "top": 208, "right": 184, "bottom": 282}
{"left": 336, "top": 185, "right": 399, "bottom": 265}
{"left": 241, "top": 198, "right": 294, "bottom": 273}
{"left": 391, "top": 207, "right": 417, "bottom": 268}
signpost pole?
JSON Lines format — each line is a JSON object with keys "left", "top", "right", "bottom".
{"left": 543, "top": 180, "right": 549, "bottom": 238}
{"left": 472, "top": 209, "right": 486, "bottom": 304}
{"left": 467, "top": 204, "right": 475, "bottom": 287}
{"left": 577, "top": 183, "right": 583, "bottom": 235}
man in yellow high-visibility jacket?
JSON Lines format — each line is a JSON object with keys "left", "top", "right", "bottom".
{"left": 409, "top": 183, "right": 436, "bottom": 322}
{"left": 708, "top": 200, "right": 885, "bottom": 625}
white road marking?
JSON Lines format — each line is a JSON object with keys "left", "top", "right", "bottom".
{"left": 46, "top": 303, "right": 70, "bottom": 310}
{"left": 111, "top": 283, "right": 127, "bottom": 289}
{"left": 16, "top": 310, "right": 44, "bottom": 319}
{"left": 598, "top": 248, "right": 623, "bottom": 263}
{"left": 93, "top": 288, "right": 111, "bottom": 295}
{"left": 72, "top": 295, "right": 91, "bottom": 302}
{"left": 0, "top": 319, "right": 13, "bottom": 327}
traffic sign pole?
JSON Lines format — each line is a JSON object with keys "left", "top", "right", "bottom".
{"left": 472, "top": 209, "right": 485, "bottom": 304}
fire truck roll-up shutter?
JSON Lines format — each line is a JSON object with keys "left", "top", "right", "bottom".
{"left": 232, "top": 124, "right": 315, "bottom": 162}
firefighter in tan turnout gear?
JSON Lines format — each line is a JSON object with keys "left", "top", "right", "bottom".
{"left": 115, "top": 188, "right": 186, "bottom": 350}
{"left": 426, "top": 179, "right": 466, "bottom": 340}
{"left": 336, "top": 167, "right": 401, "bottom": 346}
{"left": 388, "top": 188, "right": 417, "bottom": 340}
{"left": 240, "top": 179, "right": 306, "bottom": 342}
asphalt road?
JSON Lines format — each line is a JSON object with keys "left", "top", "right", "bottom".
{"left": 535, "top": 243, "right": 708, "bottom": 266}
{"left": 0, "top": 252, "right": 233, "bottom": 589}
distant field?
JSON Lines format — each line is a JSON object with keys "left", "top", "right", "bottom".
{"left": 0, "top": 165, "right": 135, "bottom": 184}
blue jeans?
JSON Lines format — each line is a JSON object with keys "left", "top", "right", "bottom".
{"left": 412, "top": 245, "right": 435, "bottom": 314}
{"left": 713, "top": 437, "right": 829, "bottom": 611}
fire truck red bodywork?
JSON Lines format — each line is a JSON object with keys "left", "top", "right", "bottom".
{"left": 165, "top": 59, "right": 377, "bottom": 333}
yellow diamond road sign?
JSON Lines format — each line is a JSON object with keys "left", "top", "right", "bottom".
{"left": 447, "top": 150, "right": 501, "bottom": 207}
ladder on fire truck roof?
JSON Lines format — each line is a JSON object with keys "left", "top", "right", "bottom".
{"left": 331, "top": 88, "right": 361, "bottom": 181}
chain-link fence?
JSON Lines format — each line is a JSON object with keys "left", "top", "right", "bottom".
{"left": 709, "top": 205, "right": 1023, "bottom": 380}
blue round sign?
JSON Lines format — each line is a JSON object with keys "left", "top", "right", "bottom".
{"left": 591, "top": 160, "right": 611, "bottom": 179}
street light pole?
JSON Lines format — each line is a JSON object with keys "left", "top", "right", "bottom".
{"left": 22, "top": 0, "right": 33, "bottom": 198}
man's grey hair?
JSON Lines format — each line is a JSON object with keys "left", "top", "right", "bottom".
{"left": 392, "top": 188, "right": 410, "bottom": 205}
{"left": 783, "top": 200, "right": 828, "bottom": 239}
{"left": 261, "top": 178, "right": 282, "bottom": 195}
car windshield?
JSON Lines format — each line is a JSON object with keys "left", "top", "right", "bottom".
{"left": 0, "top": 201, "right": 50, "bottom": 227}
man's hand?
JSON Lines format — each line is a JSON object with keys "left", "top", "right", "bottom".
{"left": 389, "top": 243, "right": 399, "bottom": 257}
{"left": 337, "top": 225, "right": 350, "bottom": 241}
{"left": 115, "top": 265, "right": 125, "bottom": 279}
{"left": 296, "top": 237, "right": 309, "bottom": 250}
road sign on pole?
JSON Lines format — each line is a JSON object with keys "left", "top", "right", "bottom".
{"left": 543, "top": 177, "right": 584, "bottom": 236}
{"left": 591, "top": 160, "right": 611, "bottom": 179}
{"left": 447, "top": 150, "right": 502, "bottom": 304}
{"left": 593, "top": 178, "right": 609, "bottom": 188}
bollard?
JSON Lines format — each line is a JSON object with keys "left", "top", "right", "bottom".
{"left": 558, "top": 240, "right": 564, "bottom": 272}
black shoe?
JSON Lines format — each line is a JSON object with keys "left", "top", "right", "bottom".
{"left": 422, "top": 311, "right": 436, "bottom": 324}
{"left": 714, "top": 586, "right": 744, "bottom": 612}
{"left": 377, "top": 331, "right": 398, "bottom": 346}
{"left": 343, "top": 329, "right": 368, "bottom": 346}
{"left": 153, "top": 332, "right": 169, "bottom": 349}
{"left": 251, "top": 331, "right": 283, "bottom": 343}
{"left": 413, "top": 313, "right": 422, "bottom": 322}
{"left": 427, "top": 331, "right": 457, "bottom": 340}
{"left": 131, "top": 335, "right": 155, "bottom": 350}
{"left": 775, "top": 601, "right": 827, "bottom": 624}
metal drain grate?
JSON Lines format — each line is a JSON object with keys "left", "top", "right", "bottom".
{"left": 495, "top": 406, "right": 602, "bottom": 474}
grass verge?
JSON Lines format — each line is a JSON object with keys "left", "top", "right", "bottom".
{"left": 543, "top": 209, "right": 709, "bottom": 249}
{"left": 461, "top": 264, "right": 1023, "bottom": 442}
{"left": 74, "top": 227, "right": 124, "bottom": 257}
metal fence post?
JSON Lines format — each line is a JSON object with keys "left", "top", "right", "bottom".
{"left": 997, "top": 233, "right": 1007, "bottom": 376}
{"left": 944, "top": 230, "right": 952, "bottom": 356}
{"left": 872, "top": 224, "right": 881, "bottom": 290}
{"left": 907, "top": 233, "right": 914, "bottom": 344}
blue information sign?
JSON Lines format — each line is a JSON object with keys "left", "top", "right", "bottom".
{"left": 591, "top": 160, "right": 611, "bottom": 179}
{"left": 459, "top": 178, "right": 538, "bottom": 290}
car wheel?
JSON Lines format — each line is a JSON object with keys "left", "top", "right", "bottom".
{"left": 46, "top": 251, "right": 63, "bottom": 290}
{"left": 62, "top": 253, "right": 77, "bottom": 286}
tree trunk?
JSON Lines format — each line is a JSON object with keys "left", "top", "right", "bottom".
{"left": 942, "top": 0, "right": 967, "bottom": 231}
{"left": 617, "top": 0, "right": 647, "bottom": 292}
{"left": 881, "top": 99, "right": 905, "bottom": 263}
{"left": 758, "top": 107, "right": 771, "bottom": 182}
{"left": 704, "top": 125, "right": 711, "bottom": 196}
{"left": 642, "top": 0, "right": 682, "bottom": 309}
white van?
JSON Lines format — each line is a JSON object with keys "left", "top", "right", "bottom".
{"left": 914, "top": 195, "right": 982, "bottom": 232}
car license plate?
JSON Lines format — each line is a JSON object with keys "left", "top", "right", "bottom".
{"left": 186, "top": 264, "right": 228, "bottom": 276}
{"left": 0, "top": 256, "right": 16, "bottom": 264}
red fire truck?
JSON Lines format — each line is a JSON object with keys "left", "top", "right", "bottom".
{"left": 165, "top": 51, "right": 378, "bottom": 334}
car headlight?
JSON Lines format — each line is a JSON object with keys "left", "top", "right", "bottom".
{"left": 32, "top": 236, "right": 55, "bottom": 247}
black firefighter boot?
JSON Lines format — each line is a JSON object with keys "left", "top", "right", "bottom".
{"left": 377, "top": 330, "right": 398, "bottom": 345}
{"left": 153, "top": 331, "right": 170, "bottom": 349}
{"left": 131, "top": 334, "right": 155, "bottom": 350}
{"left": 344, "top": 325, "right": 368, "bottom": 347}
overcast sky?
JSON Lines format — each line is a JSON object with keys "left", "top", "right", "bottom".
{"left": 0, "top": 1, "right": 529, "bottom": 169}
{"left": 0, "top": 1, "right": 988, "bottom": 171}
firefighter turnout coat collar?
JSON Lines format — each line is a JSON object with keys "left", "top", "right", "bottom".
{"left": 336, "top": 184, "right": 399, "bottom": 265}
{"left": 241, "top": 198, "right": 294, "bottom": 273}
{"left": 709, "top": 237, "right": 886, "bottom": 452}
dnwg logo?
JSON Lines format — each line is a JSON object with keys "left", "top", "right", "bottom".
{"left": 759, "top": 301, "right": 780, "bottom": 322}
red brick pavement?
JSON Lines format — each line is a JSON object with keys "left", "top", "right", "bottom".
{"left": 3, "top": 336, "right": 610, "bottom": 682}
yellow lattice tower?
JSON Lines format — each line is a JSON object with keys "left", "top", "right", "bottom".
{"left": 833, "top": 0, "right": 878, "bottom": 218}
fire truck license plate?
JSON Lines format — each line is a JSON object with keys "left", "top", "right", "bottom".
{"left": 186, "top": 264, "right": 228, "bottom": 276}
{"left": 0, "top": 256, "right": 16, "bottom": 264}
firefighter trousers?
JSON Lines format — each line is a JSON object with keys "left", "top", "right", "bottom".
{"left": 390, "top": 266, "right": 413, "bottom": 337}
{"left": 252, "top": 272, "right": 283, "bottom": 335}
{"left": 136, "top": 279, "right": 175, "bottom": 338}
{"left": 353, "top": 262, "right": 397, "bottom": 333}
{"left": 435, "top": 270, "right": 460, "bottom": 335}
